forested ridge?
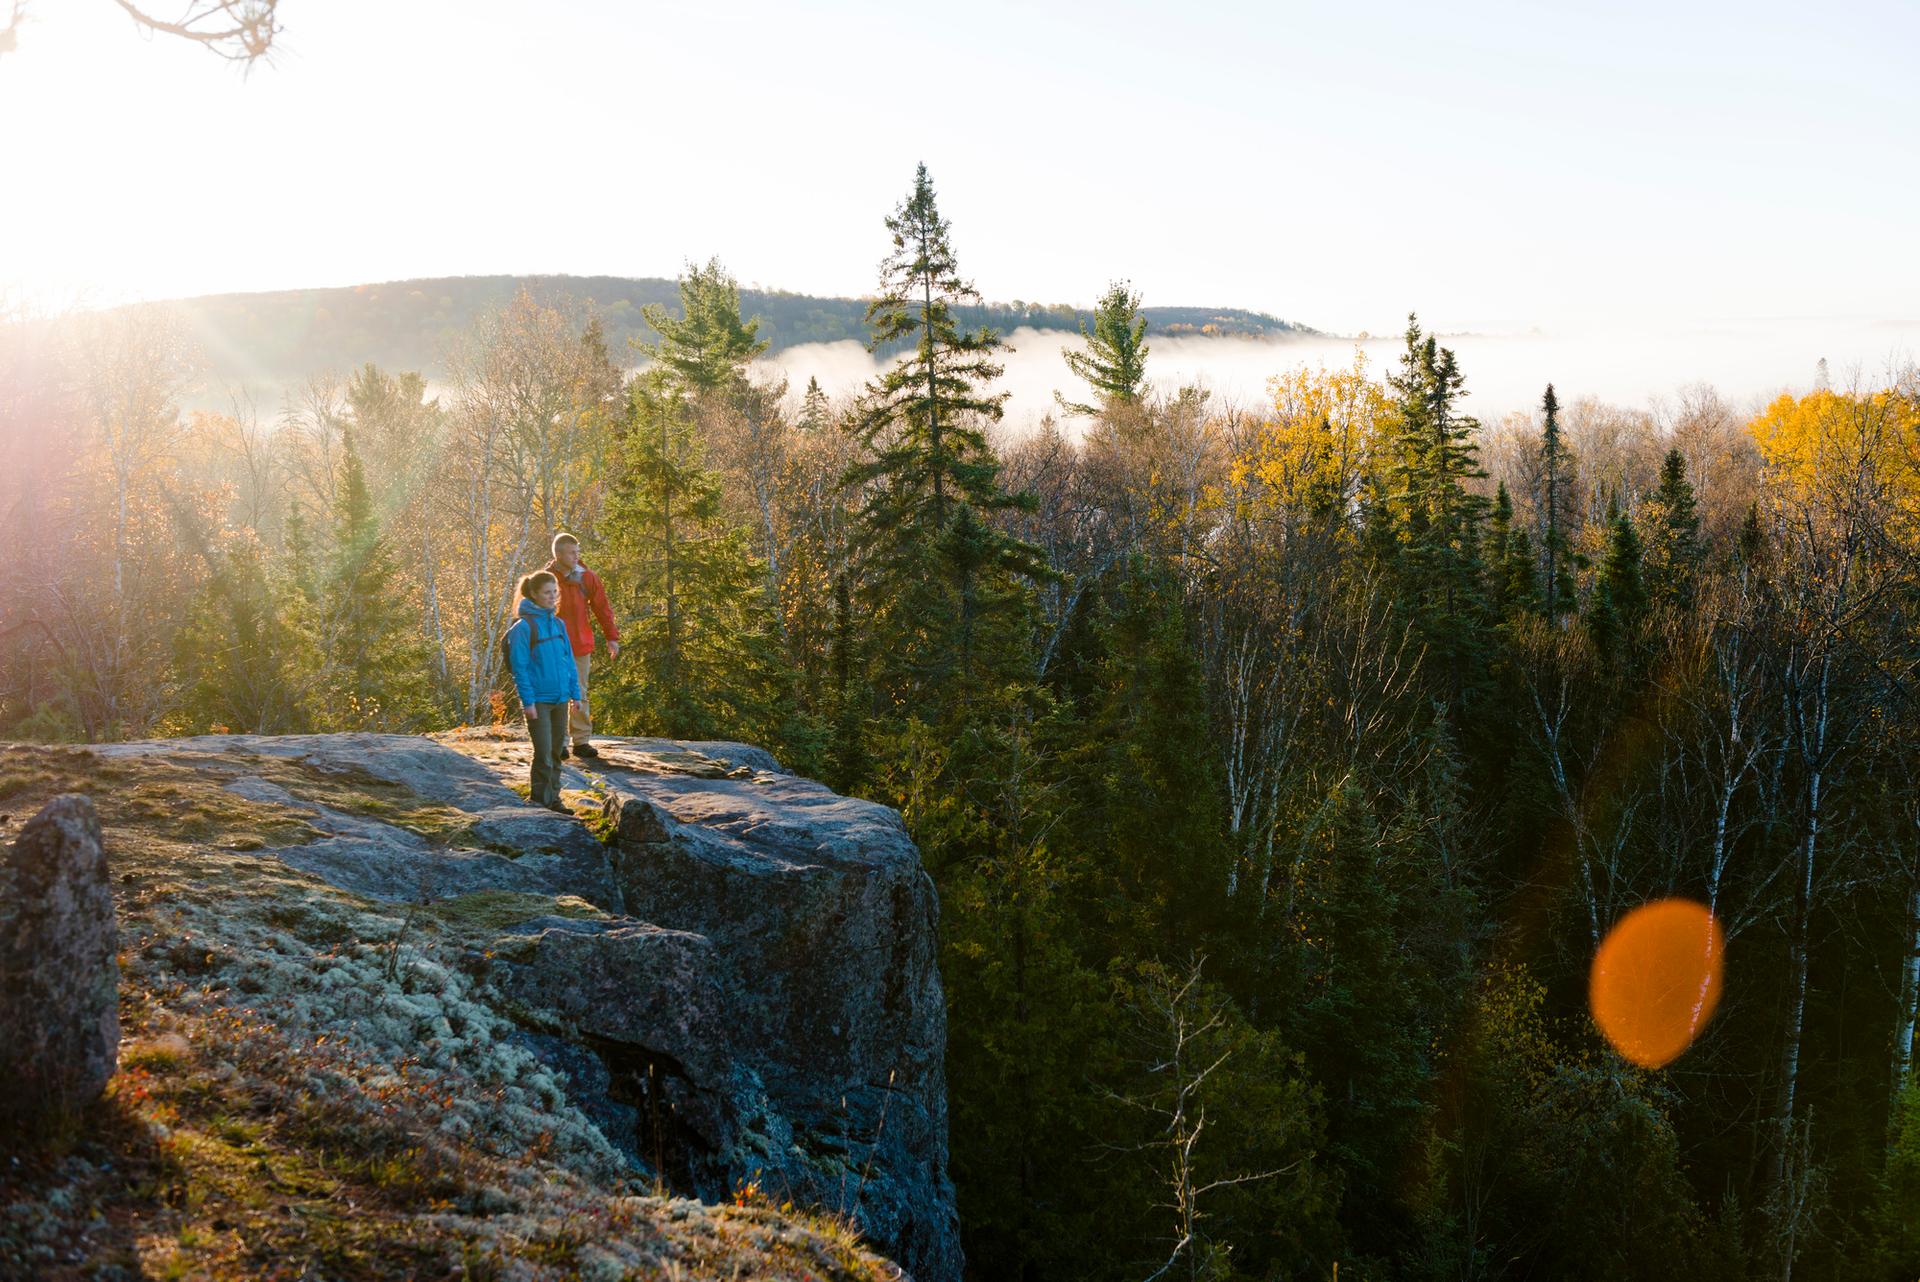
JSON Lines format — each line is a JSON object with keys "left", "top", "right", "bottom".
{"left": 137, "top": 273, "right": 1318, "bottom": 409}
{"left": 5, "top": 163, "right": 1920, "bottom": 1281}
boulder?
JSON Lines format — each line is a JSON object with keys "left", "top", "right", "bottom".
{"left": 0, "top": 795, "right": 119, "bottom": 1131}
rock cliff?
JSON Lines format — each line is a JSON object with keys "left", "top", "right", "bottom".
{"left": 0, "top": 729, "right": 958, "bottom": 1282}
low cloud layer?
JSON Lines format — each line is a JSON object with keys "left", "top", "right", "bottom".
{"left": 759, "top": 318, "right": 1920, "bottom": 431}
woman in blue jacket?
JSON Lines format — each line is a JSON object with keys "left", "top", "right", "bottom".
{"left": 505, "top": 570, "right": 585, "bottom": 812}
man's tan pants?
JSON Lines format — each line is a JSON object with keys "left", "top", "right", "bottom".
{"left": 569, "top": 652, "right": 593, "bottom": 745}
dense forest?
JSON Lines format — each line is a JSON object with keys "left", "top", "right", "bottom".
{"left": 148, "top": 274, "right": 1318, "bottom": 411}
{"left": 3, "top": 163, "right": 1919, "bottom": 1282}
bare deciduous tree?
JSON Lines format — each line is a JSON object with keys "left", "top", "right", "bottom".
{"left": 1, "top": 0, "right": 281, "bottom": 64}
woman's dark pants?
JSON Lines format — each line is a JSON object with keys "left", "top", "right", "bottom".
{"left": 526, "top": 703, "right": 569, "bottom": 806}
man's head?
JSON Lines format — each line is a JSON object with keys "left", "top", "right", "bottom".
{"left": 552, "top": 532, "right": 581, "bottom": 572}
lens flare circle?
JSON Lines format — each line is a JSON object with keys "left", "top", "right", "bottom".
{"left": 1589, "top": 897, "right": 1724, "bottom": 1069}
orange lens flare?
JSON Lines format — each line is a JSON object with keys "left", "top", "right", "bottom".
{"left": 1589, "top": 898, "right": 1724, "bottom": 1069}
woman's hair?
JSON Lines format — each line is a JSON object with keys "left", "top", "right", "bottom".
{"left": 518, "top": 570, "right": 559, "bottom": 601}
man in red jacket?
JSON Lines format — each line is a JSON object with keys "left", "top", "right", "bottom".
{"left": 543, "top": 532, "right": 621, "bottom": 760}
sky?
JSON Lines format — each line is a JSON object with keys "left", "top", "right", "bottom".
{"left": 3, "top": 0, "right": 1917, "bottom": 416}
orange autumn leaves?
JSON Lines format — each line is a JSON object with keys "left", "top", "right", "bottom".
{"left": 1590, "top": 899, "right": 1725, "bottom": 1069}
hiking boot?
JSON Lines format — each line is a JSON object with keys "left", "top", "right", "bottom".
{"left": 557, "top": 742, "right": 571, "bottom": 759}
{"left": 544, "top": 800, "right": 572, "bottom": 815}
{"left": 572, "top": 741, "right": 601, "bottom": 760}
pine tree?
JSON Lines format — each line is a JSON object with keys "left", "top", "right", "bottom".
{"left": 1294, "top": 778, "right": 1435, "bottom": 1254}
{"left": 599, "top": 370, "right": 783, "bottom": 740}
{"left": 1080, "top": 561, "right": 1233, "bottom": 951}
{"left": 1384, "top": 314, "right": 1490, "bottom": 701}
{"left": 1587, "top": 501, "right": 1648, "bottom": 658}
{"left": 1503, "top": 526, "right": 1541, "bottom": 616}
{"left": 1488, "top": 482, "right": 1515, "bottom": 615}
{"left": 1646, "top": 447, "right": 1704, "bottom": 610}
{"left": 798, "top": 375, "right": 831, "bottom": 432}
{"left": 283, "top": 500, "right": 319, "bottom": 607}
{"left": 1538, "top": 383, "right": 1578, "bottom": 618}
{"left": 844, "top": 164, "right": 1045, "bottom": 711}
{"left": 826, "top": 570, "right": 869, "bottom": 791}
{"left": 1057, "top": 280, "right": 1150, "bottom": 417}
{"left": 849, "top": 164, "right": 1031, "bottom": 540}
{"left": 314, "top": 436, "right": 433, "bottom": 729}
{"left": 171, "top": 519, "right": 311, "bottom": 734}
{"left": 639, "top": 258, "right": 769, "bottom": 396}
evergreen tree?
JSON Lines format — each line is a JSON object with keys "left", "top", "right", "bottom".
{"left": 1646, "top": 446, "right": 1705, "bottom": 610}
{"left": 283, "top": 500, "right": 319, "bottom": 607}
{"left": 1078, "top": 561, "right": 1234, "bottom": 951}
{"left": 1503, "top": 526, "right": 1541, "bottom": 616}
{"left": 314, "top": 436, "right": 433, "bottom": 729}
{"left": 1384, "top": 314, "right": 1490, "bottom": 702}
{"left": 798, "top": 374, "right": 831, "bottom": 432}
{"left": 1488, "top": 482, "right": 1516, "bottom": 615}
{"left": 849, "top": 164, "right": 1030, "bottom": 540}
{"left": 1056, "top": 279, "right": 1150, "bottom": 417}
{"left": 599, "top": 370, "right": 784, "bottom": 740}
{"left": 170, "top": 516, "right": 311, "bottom": 734}
{"left": 1538, "top": 383, "right": 1578, "bottom": 617}
{"left": 639, "top": 257, "right": 769, "bottom": 396}
{"left": 1587, "top": 501, "right": 1648, "bottom": 658}
{"left": 1293, "top": 778, "right": 1436, "bottom": 1257}
{"left": 826, "top": 570, "right": 869, "bottom": 791}
{"left": 844, "top": 164, "right": 1045, "bottom": 711}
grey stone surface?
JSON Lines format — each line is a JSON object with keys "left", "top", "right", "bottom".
{"left": 85, "top": 729, "right": 959, "bottom": 1282}
{"left": 581, "top": 739, "right": 958, "bottom": 1282}
{"left": 0, "top": 795, "right": 119, "bottom": 1129}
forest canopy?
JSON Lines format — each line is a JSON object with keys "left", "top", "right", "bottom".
{"left": 4, "top": 165, "right": 1920, "bottom": 1282}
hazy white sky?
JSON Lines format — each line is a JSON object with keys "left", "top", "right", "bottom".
{"left": 3, "top": 0, "right": 1917, "bottom": 353}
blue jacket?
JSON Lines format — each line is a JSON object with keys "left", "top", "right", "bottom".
{"left": 506, "top": 598, "right": 583, "bottom": 709}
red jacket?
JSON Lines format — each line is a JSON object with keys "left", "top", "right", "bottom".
{"left": 542, "top": 559, "right": 620, "bottom": 657}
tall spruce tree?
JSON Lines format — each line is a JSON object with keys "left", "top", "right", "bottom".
{"left": 1384, "top": 314, "right": 1490, "bottom": 701}
{"left": 1537, "top": 383, "right": 1578, "bottom": 618}
{"left": 844, "top": 164, "right": 1044, "bottom": 709}
{"left": 1056, "top": 280, "right": 1150, "bottom": 417}
{"left": 1647, "top": 446, "right": 1705, "bottom": 610}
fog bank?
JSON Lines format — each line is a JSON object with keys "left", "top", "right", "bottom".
{"left": 760, "top": 318, "right": 1920, "bottom": 431}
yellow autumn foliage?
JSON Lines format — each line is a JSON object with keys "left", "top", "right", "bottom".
{"left": 1748, "top": 387, "right": 1920, "bottom": 534}
{"left": 1232, "top": 349, "right": 1395, "bottom": 520}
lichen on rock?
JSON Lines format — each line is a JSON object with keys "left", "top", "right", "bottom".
{"left": 3, "top": 730, "right": 956, "bottom": 1282}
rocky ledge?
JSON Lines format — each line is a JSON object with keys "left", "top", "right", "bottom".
{"left": 2, "top": 729, "right": 956, "bottom": 1282}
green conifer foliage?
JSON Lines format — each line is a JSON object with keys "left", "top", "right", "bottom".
{"left": 1383, "top": 314, "right": 1490, "bottom": 701}
{"left": 1057, "top": 279, "right": 1150, "bottom": 417}
{"left": 843, "top": 165, "right": 1045, "bottom": 713}
{"left": 638, "top": 258, "right": 769, "bottom": 396}
{"left": 599, "top": 371, "right": 782, "bottom": 740}
{"left": 314, "top": 436, "right": 433, "bottom": 729}
{"left": 171, "top": 521, "right": 311, "bottom": 734}
{"left": 1647, "top": 446, "right": 1705, "bottom": 610}
{"left": 1587, "top": 502, "right": 1649, "bottom": 657}
{"left": 1083, "top": 562, "right": 1234, "bottom": 949}
{"left": 798, "top": 374, "right": 831, "bottom": 432}
{"left": 1293, "top": 778, "right": 1435, "bottom": 1255}
{"left": 1538, "top": 383, "right": 1578, "bottom": 618}
{"left": 848, "top": 164, "right": 1029, "bottom": 540}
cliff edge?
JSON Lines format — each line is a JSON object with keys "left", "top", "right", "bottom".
{"left": 0, "top": 729, "right": 958, "bottom": 1282}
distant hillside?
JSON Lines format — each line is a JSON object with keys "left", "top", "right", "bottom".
{"left": 153, "top": 274, "right": 1322, "bottom": 402}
